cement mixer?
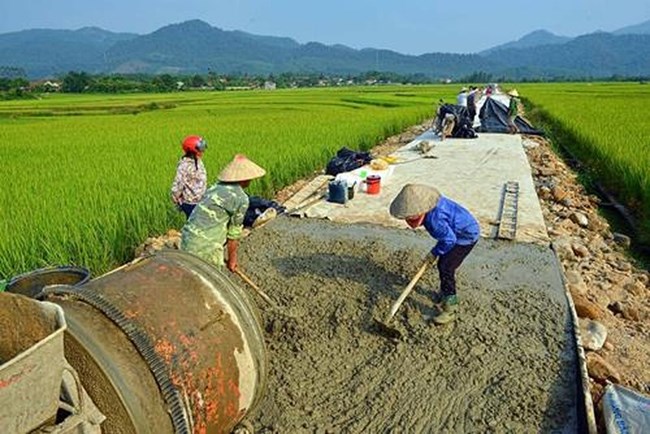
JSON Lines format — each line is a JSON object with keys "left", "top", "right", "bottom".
{"left": 1, "top": 249, "right": 268, "bottom": 433}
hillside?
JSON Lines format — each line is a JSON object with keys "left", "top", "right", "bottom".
{"left": 480, "top": 30, "right": 571, "bottom": 55}
{"left": 614, "top": 19, "right": 650, "bottom": 35}
{"left": 483, "top": 33, "right": 650, "bottom": 78}
{"left": 0, "top": 27, "right": 136, "bottom": 77}
{"left": 1, "top": 19, "right": 650, "bottom": 80}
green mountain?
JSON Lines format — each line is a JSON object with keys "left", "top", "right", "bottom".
{"left": 0, "top": 27, "right": 137, "bottom": 77}
{"left": 613, "top": 19, "right": 650, "bottom": 35}
{"left": 480, "top": 30, "right": 571, "bottom": 55}
{"left": 1, "top": 19, "right": 649, "bottom": 80}
{"left": 104, "top": 20, "right": 496, "bottom": 78}
{"left": 482, "top": 32, "right": 650, "bottom": 78}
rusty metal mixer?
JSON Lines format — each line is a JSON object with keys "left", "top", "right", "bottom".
{"left": 2, "top": 249, "right": 268, "bottom": 433}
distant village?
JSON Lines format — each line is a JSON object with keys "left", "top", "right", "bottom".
{"left": 0, "top": 66, "right": 483, "bottom": 98}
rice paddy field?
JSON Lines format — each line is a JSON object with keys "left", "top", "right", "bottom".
{"left": 1, "top": 82, "right": 647, "bottom": 280}
{"left": 0, "top": 86, "right": 452, "bottom": 279}
{"left": 518, "top": 82, "right": 650, "bottom": 241}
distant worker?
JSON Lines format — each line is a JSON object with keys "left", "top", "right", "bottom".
{"left": 466, "top": 86, "right": 478, "bottom": 125}
{"left": 181, "top": 154, "right": 266, "bottom": 271}
{"left": 456, "top": 87, "right": 468, "bottom": 107}
{"left": 506, "top": 89, "right": 521, "bottom": 134}
{"left": 171, "top": 135, "right": 208, "bottom": 218}
{"left": 389, "top": 184, "right": 480, "bottom": 325}
{"left": 433, "top": 100, "right": 456, "bottom": 141}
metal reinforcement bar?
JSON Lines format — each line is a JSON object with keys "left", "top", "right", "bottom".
{"left": 497, "top": 181, "right": 520, "bottom": 240}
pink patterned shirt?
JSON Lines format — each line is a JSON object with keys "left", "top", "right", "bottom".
{"left": 171, "top": 157, "right": 207, "bottom": 205}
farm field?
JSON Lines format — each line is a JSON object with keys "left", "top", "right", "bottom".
{"left": 2, "top": 82, "right": 646, "bottom": 281}
{"left": 0, "top": 86, "right": 454, "bottom": 279}
{"left": 517, "top": 82, "right": 650, "bottom": 242}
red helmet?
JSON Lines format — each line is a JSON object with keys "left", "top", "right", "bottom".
{"left": 182, "top": 135, "right": 208, "bottom": 156}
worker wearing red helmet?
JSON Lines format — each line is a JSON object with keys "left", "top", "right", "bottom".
{"left": 171, "top": 135, "right": 208, "bottom": 218}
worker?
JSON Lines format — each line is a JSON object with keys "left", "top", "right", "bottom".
{"left": 181, "top": 154, "right": 266, "bottom": 271}
{"left": 466, "top": 86, "right": 478, "bottom": 126}
{"left": 456, "top": 87, "right": 468, "bottom": 107}
{"left": 506, "top": 89, "right": 520, "bottom": 134}
{"left": 171, "top": 135, "right": 208, "bottom": 218}
{"left": 389, "top": 184, "right": 480, "bottom": 324}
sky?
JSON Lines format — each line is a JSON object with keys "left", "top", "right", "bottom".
{"left": 1, "top": 0, "right": 649, "bottom": 54}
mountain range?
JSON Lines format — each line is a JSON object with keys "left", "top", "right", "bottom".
{"left": 1, "top": 19, "right": 649, "bottom": 80}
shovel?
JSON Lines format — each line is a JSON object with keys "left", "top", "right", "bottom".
{"left": 375, "top": 259, "right": 432, "bottom": 340}
{"left": 234, "top": 268, "right": 277, "bottom": 308}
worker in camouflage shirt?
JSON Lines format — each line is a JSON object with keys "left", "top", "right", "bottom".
{"left": 181, "top": 154, "right": 266, "bottom": 271}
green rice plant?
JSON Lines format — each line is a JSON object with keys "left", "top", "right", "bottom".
{"left": 517, "top": 82, "right": 650, "bottom": 242}
{"left": 0, "top": 85, "right": 458, "bottom": 278}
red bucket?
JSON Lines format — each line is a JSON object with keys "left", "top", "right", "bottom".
{"left": 366, "top": 175, "right": 381, "bottom": 195}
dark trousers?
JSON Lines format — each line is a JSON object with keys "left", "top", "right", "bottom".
{"left": 179, "top": 203, "right": 196, "bottom": 219}
{"left": 437, "top": 242, "right": 477, "bottom": 297}
{"left": 468, "top": 107, "right": 476, "bottom": 123}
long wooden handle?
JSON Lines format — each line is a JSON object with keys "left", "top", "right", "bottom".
{"left": 235, "top": 269, "right": 275, "bottom": 306}
{"left": 385, "top": 261, "right": 430, "bottom": 322}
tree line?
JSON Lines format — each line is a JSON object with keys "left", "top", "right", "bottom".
{"left": 0, "top": 69, "right": 437, "bottom": 100}
{"left": 1, "top": 68, "right": 647, "bottom": 100}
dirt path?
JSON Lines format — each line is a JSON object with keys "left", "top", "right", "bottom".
{"left": 238, "top": 218, "right": 578, "bottom": 433}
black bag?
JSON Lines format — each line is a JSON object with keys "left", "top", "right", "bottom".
{"left": 325, "top": 147, "right": 372, "bottom": 176}
{"left": 436, "top": 104, "right": 478, "bottom": 139}
{"left": 244, "top": 196, "right": 286, "bottom": 228}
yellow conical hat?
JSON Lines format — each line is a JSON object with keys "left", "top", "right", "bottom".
{"left": 389, "top": 184, "right": 441, "bottom": 219}
{"left": 218, "top": 154, "right": 266, "bottom": 182}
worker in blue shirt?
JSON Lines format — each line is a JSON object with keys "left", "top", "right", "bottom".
{"left": 390, "top": 183, "right": 480, "bottom": 324}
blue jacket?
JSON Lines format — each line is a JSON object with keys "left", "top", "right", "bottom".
{"left": 423, "top": 196, "right": 480, "bottom": 257}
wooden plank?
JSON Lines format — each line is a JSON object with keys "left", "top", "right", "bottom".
{"left": 282, "top": 174, "right": 333, "bottom": 211}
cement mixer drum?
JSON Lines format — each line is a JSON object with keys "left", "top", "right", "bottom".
{"left": 44, "top": 249, "right": 267, "bottom": 434}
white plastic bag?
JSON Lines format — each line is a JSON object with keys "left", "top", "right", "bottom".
{"left": 602, "top": 383, "right": 650, "bottom": 434}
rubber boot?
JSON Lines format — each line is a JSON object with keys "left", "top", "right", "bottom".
{"left": 433, "top": 295, "right": 458, "bottom": 325}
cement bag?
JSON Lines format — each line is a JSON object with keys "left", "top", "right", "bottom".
{"left": 602, "top": 383, "right": 650, "bottom": 434}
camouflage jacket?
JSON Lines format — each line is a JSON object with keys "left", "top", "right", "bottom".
{"left": 180, "top": 183, "right": 249, "bottom": 267}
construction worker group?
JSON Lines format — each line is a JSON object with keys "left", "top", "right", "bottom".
{"left": 171, "top": 134, "right": 480, "bottom": 325}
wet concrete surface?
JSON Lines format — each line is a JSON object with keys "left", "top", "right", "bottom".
{"left": 238, "top": 217, "right": 579, "bottom": 433}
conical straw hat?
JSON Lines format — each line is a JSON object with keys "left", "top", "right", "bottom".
{"left": 507, "top": 89, "right": 519, "bottom": 97}
{"left": 218, "top": 154, "right": 266, "bottom": 182}
{"left": 389, "top": 184, "right": 441, "bottom": 218}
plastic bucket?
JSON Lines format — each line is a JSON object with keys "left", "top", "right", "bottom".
{"left": 7, "top": 266, "right": 90, "bottom": 299}
{"left": 0, "top": 296, "right": 66, "bottom": 432}
{"left": 328, "top": 180, "right": 348, "bottom": 204}
{"left": 366, "top": 175, "right": 381, "bottom": 195}
{"left": 347, "top": 184, "right": 356, "bottom": 200}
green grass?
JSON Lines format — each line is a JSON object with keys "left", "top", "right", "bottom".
{"left": 0, "top": 86, "right": 459, "bottom": 279}
{"left": 516, "top": 82, "right": 650, "bottom": 242}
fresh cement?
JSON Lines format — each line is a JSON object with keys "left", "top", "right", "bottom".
{"left": 238, "top": 217, "right": 579, "bottom": 433}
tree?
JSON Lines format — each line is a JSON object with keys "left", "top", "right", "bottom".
{"left": 152, "top": 74, "right": 176, "bottom": 91}
{"left": 62, "top": 71, "right": 93, "bottom": 93}
{"left": 190, "top": 74, "right": 206, "bottom": 88}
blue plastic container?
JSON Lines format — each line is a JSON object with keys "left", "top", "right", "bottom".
{"left": 328, "top": 180, "right": 348, "bottom": 204}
